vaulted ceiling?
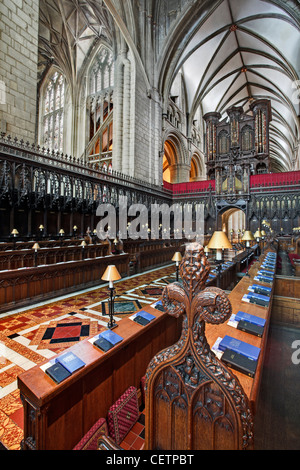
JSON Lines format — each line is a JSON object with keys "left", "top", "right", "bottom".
{"left": 173, "top": 0, "right": 300, "bottom": 171}
{"left": 38, "top": 0, "right": 114, "bottom": 82}
{"left": 37, "top": 0, "right": 300, "bottom": 172}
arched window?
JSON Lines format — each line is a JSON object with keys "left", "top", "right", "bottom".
{"left": 43, "top": 71, "right": 65, "bottom": 152}
{"left": 88, "top": 47, "right": 114, "bottom": 168}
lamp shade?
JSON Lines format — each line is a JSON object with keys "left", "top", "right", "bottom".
{"left": 39, "top": 225, "right": 44, "bottom": 230}
{"left": 242, "top": 230, "right": 255, "bottom": 241}
{"left": 59, "top": 229, "right": 65, "bottom": 234}
{"left": 207, "top": 231, "right": 232, "bottom": 250}
{"left": 11, "top": 229, "right": 19, "bottom": 235}
{"left": 254, "top": 229, "right": 262, "bottom": 239}
{"left": 32, "top": 243, "right": 40, "bottom": 250}
{"left": 172, "top": 252, "right": 182, "bottom": 262}
{"left": 101, "top": 265, "right": 121, "bottom": 282}
{"left": 261, "top": 230, "right": 266, "bottom": 237}
{"left": 81, "top": 241, "right": 86, "bottom": 247}
{"left": 204, "top": 246, "right": 210, "bottom": 253}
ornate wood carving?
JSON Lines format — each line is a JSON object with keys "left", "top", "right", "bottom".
{"left": 144, "top": 242, "right": 254, "bottom": 450}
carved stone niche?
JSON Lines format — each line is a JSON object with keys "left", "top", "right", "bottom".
{"left": 144, "top": 242, "right": 254, "bottom": 450}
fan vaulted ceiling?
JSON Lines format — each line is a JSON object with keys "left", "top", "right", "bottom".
{"left": 174, "top": 0, "right": 300, "bottom": 171}
{"left": 38, "top": 0, "right": 113, "bottom": 81}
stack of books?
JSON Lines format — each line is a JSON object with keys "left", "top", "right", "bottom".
{"left": 213, "top": 335, "right": 260, "bottom": 378}
{"left": 242, "top": 291, "right": 270, "bottom": 307}
{"left": 248, "top": 284, "right": 272, "bottom": 296}
{"left": 92, "top": 330, "right": 123, "bottom": 352}
{"left": 129, "top": 310, "right": 155, "bottom": 326}
{"left": 228, "top": 310, "right": 266, "bottom": 337}
{"left": 254, "top": 253, "right": 276, "bottom": 284}
{"left": 43, "top": 351, "right": 85, "bottom": 384}
{"left": 254, "top": 271, "right": 274, "bottom": 284}
{"left": 151, "top": 300, "right": 165, "bottom": 312}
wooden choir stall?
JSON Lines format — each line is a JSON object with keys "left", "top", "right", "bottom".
{"left": 18, "top": 242, "right": 275, "bottom": 450}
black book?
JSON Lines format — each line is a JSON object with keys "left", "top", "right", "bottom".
{"left": 154, "top": 303, "right": 165, "bottom": 312}
{"left": 94, "top": 336, "right": 113, "bottom": 352}
{"left": 46, "top": 362, "right": 72, "bottom": 384}
{"left": 237, "top": 319, "right": 264, "bottom": 338}
{"left": 134, "top": 315, "right": 150, "bottom": 325}
{"left": 221, "top": 348, "right": 257, "bottom": 378}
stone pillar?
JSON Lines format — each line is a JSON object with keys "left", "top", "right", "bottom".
{"left": 169, "top": 163, "right": 190, "bottom": 183}
{"left": 0, "top": 0, "right": 39, "bottom": 141}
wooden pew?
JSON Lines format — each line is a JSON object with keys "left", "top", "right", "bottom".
{"left": 17, "top": 307, "right": 182, "bottom": 450}
{"left": 17, "top": 247, "right": 275, "bottom": 450}
{"left": 0, "top": 253, "right": 129, "bottom": 313}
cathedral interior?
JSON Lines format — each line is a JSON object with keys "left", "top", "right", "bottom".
{"left": 0, "top": 0, "right": 299, "bottom": 453}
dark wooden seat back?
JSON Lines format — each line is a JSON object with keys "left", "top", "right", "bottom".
{"left": 144, "top": 242, "right": 254, "bottom": 450}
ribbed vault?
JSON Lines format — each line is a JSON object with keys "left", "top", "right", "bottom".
{"left": 163, "top": 0, "right": 300, "bottom": 171}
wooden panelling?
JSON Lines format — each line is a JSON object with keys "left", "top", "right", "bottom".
{"left": 274, "top": 276, "right": 300, "bottom": 299}
{"left": 0, "top": 254, "right": 130, "bottom": 313}
{"left": 272, "top": 296, "right": 300, "bottom": 326}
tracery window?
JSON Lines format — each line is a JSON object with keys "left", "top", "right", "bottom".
{"left": 88, "top": 47, "right": 114, "bottom": 167}
{"left": 43, "top": 72, "right": 65, "bottom": 152}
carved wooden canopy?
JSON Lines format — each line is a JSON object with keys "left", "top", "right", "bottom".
{"left": 144, "top": 242, "right": 254, "bottom": 450}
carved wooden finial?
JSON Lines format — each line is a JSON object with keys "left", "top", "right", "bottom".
{"left": 144, "top": 242, "right": 254, "bottom": 450}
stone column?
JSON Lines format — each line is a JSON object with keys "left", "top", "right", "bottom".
{"left": 169, "top": 163, "right": 190, "bottom": 183}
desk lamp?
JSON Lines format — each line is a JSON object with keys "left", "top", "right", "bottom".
{"left": 32, "top": 243, "right": 40, "bottom": 267}
{"left": 204, "top": 245, "right": 210, "bottom": 258}
{"left": 101, "top": 265, "right": 121, "bottom": 329}
{"left": 261, "top": 230, "right": 266, "bottom": 253}
{"left": 11, "top": 229, "right": 19, "bottom": 250}
{"left": 81, "top": 240, "right": 86, "bottom": 259}
{"left": 172, "top": 252, "right": 182, "bottom": 281}
{"left": 207, "top": 231, "right": 232, "bottom": 287}
{"left": 242, "top": 230, "right": 255, "bottom": 276}
{"left": 254, "top": 229, "right": 262, "bottom": 256}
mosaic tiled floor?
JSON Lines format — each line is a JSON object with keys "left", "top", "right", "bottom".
{"left": 0, "top": 264, "right": 175, "bottom": 450}
{"left": 119, "top": 409, "right": 145, "bottom": 450}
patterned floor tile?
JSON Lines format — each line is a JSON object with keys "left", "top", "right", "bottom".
{"left": 0, "top": 409, "right": 23, "bottom": 450}
{"left": 29, "top": 316, "right": 101, "bottom": 351}
{"left": 0, "top": 264, "right": 174, "bottom": 450}
{"left": 0, "top": 365, "right": 24, "bottom": 388}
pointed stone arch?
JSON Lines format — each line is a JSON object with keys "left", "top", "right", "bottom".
{"left": 190, "top": 152, "right": 205, "bottom": 181}
{"left": 162, "top": 129, "right": 189, "bottom": 183}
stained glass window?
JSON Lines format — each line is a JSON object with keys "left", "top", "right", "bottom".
{"left": 43, "top": 71, "right": 65, "bottom": 153}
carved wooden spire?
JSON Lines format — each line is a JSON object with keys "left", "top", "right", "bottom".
{"left": 144, "top": 242, "right": 254, "bottom": 450}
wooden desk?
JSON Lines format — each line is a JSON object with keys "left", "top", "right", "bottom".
{"left": 18, "top": 306, "right": 182, "bottom": 450}
{"left": 205, "top": 257, "right": 274, "bottom": 415}
{"left": 17, "top": 251, "right": 275, "bottom": 450}
{"left": 0, "top": 253, "right": 129, "bottom": 313}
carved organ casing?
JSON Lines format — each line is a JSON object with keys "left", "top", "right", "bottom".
{"left": 203, "top": 100, "right": 272, "bottom": 196}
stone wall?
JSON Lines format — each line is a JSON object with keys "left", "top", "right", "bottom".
{"left": 0, "top": 0, "right": 39, "bottom": 141}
